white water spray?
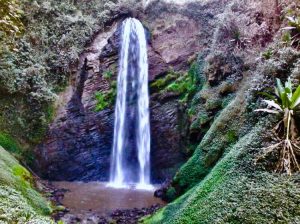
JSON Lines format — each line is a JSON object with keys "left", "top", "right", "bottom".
{"left": 109, "top": 18, "right": 152, "bottom": 190}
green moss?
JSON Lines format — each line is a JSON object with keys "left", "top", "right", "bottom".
{"left": 12, "top": 165, "right": 32, "bottom": 185}
{"left": 0, "top": 132, "right": 22, "bottom": 154}
{"left": 166, "top": 72, "right": 197, "bottom": 103}
{"left": 95, "top": 70, "right": 117, "bottom": 111}
{"left": 190, "top": 112, "right": 212, "bottom": 132}
{"left": 172, "top": 93, "right": 246, "bottom": 196}
{"left": 187, "top": 106, "right": 197, "bottom": 118}
{"left": 144, "top": 120, "right": 300, "bottom": 224}
{"left": 262, "top": 49, "right": 274, "bottom": 60}
{"left": 0, "top": 146, "right": 53, "bottom": 223}
{"left": 221, "top": 94, "right": 234, "bottom": 108}
{"left": 166, "top": 187, "right": 177, "bottom": 202}
{"left": 205, "top": 98, "right": 222, "bottom": 111}
{"left": 95, "top": 92, "right": 110, "bottom": 111}
{"left": 188, "top": 61, "right": 206, "bottom": 89}
{"left": 151, "top": 65, "right": 200, "bottom": 103}
{"left": 226, "top": 130, "right": 238, "bottom": 144}
{"left": 46, "top": 104, "right": 56, "bottom": 122}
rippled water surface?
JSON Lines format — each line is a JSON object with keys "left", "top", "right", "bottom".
{"left": 53, "top": 182, "right": 165, "bottom": 215}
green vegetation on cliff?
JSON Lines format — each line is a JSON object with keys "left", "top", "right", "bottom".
{"left": 144, "top": 46, "right": 300, "bottom": 223}
{"left": 144, "top": 120, "right": 300, "bottom": 223}
{"left": 95, "top": 71, "right": 117, "bottom": 111}
{"left": 144, "top": 0, "right": 300, "bottom": 219}
{"left": 0, "top": 0, "right": 118, "bottom": 152}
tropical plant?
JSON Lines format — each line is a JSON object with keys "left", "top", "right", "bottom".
{"left": 282, "top": 15, "right": 300, "bottom": 47}
{"left": 256, "top": 78, "right": 300, "bottom": 175}
{"left": 285, "top": 16, "right": 300, "bottom": 32}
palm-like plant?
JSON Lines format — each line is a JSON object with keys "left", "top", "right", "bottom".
{"left": 256, "top": 78, "right": 300, "bottom": 175}
{"left": 282, "top": 16, "right": 300, "bottom": 47}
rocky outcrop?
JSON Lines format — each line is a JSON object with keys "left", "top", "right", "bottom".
{"left": 34, "top": 23, "right": 120, "bottom": 181}
{"left": 34, "top": 1, "right": 224, "bottom": 182}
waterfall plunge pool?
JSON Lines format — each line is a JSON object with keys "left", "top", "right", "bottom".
{"left": 52, "top": 181, "right": 165, "bottom": 216}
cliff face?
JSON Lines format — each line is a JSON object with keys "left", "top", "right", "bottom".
{"left": 33, "top": 1, "right": 219, "bottom": 182}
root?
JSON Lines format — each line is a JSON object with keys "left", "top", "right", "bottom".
{"left": 257, "top": 139, "right": 300, "bottom": 175}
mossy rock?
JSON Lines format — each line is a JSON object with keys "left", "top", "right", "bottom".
{"left": 143, "top": 121, "right": 300, "bottom": 224}
{"left": 0, "top": 146, "right": 53, "bottom": 223}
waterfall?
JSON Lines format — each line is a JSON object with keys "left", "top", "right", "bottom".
{"left": 109, "top": 18, "right": 152, "bottom": 189}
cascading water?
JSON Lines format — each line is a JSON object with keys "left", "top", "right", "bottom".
{"left": 109, "top": 18, "right": 152, "bottom": 190}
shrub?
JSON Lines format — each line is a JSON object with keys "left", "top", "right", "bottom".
{"left": 0, "top": 0, "right": 118, "bottom": 145}
{"left": 103, "top": 70, "right": 113, "bottom": 79}
{"left": 94, "top": 83, "right": 117, "bottom": 112}
{"left": 0, "top": 0, "right": 24, "bottom": 48}
{"left": 95, "top": 92, "right": 109, "bottom": 111}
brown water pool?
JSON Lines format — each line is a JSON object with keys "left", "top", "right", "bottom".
{"left": 52, "top": 182, "right": 165, "bottom": 215}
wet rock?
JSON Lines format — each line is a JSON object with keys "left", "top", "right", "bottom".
{"left": 108, "top": 204, "right": 163, "bottom": 224}
{"left": 154, "top": 179, "right": 172, "bottom": 200}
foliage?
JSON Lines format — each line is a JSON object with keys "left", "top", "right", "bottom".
{"left": 12, "top": 165, "right": 33, "bottom": 186}
{"left": 95, "top": 81, "right": 117, "bottom": 112}
{"left": 281, "top": 32, "right": 292, "bottom": 46}
{"left": 226, "top": 130, "right": 238, "bottom": 144}
{"left": 262, "top": 49, "right": 274, "bottom": 60}
{"left": 0, "top": 0, "right": 24, "bottom": 48}
{"left": 150, "top": 72, "right": 179, "bottom": 91}
{"left": 256, "top": 78, "right": 300, "bottom": 174}
{"left": 95, "top": 92, "right": 110, "bottom": 111}
{"left": 0, "top": 132, "right": 22, "bottom": 154}
{"left": 285, "top": 16, "right": 300, "bottom": 32}
{"left": 103, "top": 70, "right": 113, "bottom": 79}
{"left": 229, "top": 29, "right": 250, "bottom": 49}
{"left": 282, "top": 8, "right": 300, "bottom": 47}
{"left": 151, "top": 63, "right": 199, "bottom": 104}
{"left": 0, "top": 0, "right": 117, "bottom": 147}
